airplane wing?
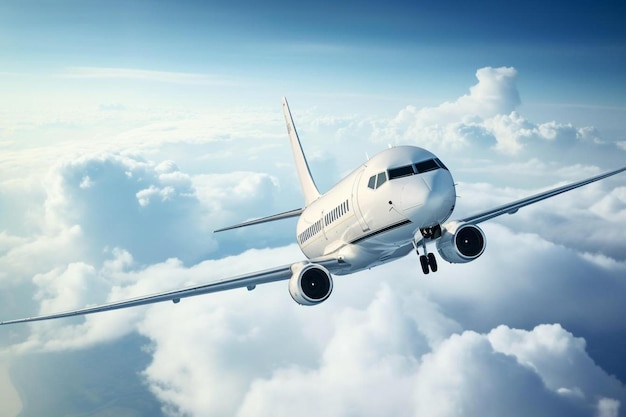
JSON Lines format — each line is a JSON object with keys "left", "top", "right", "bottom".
{"left": 214, "top": 208, "right": 303, "bottom": 233}
{"left": 458, "top": 166, "right": 626, "bottom": 225}
{"left": 0, "top": 259, "right": 341, "bottom": 326}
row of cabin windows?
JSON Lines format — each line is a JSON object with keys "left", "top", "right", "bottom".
{"left": 298, "top": 199, "right": 350, "bottom": 244}
{"left": 299, "top": 219, "right": 323, "bottom": 244}
{"left": 367, "top": 158, "right": 448, "bottom": 190}
{"left": 325, "top": 199, "right": 349, "bottom": 226}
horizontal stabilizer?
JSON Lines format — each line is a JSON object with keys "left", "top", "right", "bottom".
{"left": 214, "top": 208, "right": 303, "bottom": 232}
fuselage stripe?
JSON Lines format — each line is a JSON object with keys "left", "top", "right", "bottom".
{"left": 349, "top": 219, "right": 413, "bottom": 245}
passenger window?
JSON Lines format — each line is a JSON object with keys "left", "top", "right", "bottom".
{"left": 415, "top": 159, "right": 439, "bottom": 173}
{"left": 367, "top": 175, "right": 376, "bottom": 189}
{"left": 388, "top": 165, "right": 415, "bottom": 180}
{"left": 376, "top": 172, "right": 387, "bottom": 188}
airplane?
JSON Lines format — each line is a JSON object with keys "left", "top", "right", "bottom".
{"left": 1, "top": 97, "right": 625, "bottom": 325}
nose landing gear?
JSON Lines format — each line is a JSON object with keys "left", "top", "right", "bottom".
{"left": 413, "top": 232, "right": 439, "bottom": 275}
{"left": 418, "top": 252, "right": 438, "bottom": 274}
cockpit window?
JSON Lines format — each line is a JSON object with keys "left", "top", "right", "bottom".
{"left": 367, "top": 172, "right": 388, "bottom": 190}
{"left": 367, "top": 175, "right": 376, "bottom": 189}
{"left": 387, "top": 158, "right": 449, "bottom": 181}
{"left": 435, "top": 158, "right": 448, "bottom": 170}
{"left": 376, "top": 172, "right": 387, "bottom": 188}
{"left": 387, "top": 165, "right": 415, "bottom": 180}
{"left": 415, "top": 159, "right": 439, "bottom": 173}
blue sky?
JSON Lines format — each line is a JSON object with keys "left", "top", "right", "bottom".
{"left": 2, "top": 0, "right": 625, "bottom": 106}
{"left": 1, "top": 1, "right": 626, "bottom": 416}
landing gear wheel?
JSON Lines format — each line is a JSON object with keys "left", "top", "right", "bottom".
{"left": 428, "top": 253, "right": 438, "bottom": 272}
{"left": 419, "top": 255, "right": 430, "bottom": 274}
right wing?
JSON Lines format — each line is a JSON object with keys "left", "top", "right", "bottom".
{"left": 458, "top": 166, "right": 626, "bottom": 225}
{"left": 0, "top": 259, "right": 340, "bottom": 326}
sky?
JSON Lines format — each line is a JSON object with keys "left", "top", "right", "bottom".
{"left": 1, "top": 0, "right": 626, "bottom": 416}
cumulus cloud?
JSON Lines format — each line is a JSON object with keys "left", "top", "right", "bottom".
{"left": 15, "top": 220, "right": 618, "bottom": 416}
{"left": 375, "top": 66, "right": 613, "bottom": 157}
{"left": 2, "top": 65, "right": 626, "bottom": 417}
{"left": 136, "top": 279, "right": 626, "bottom": 417}
{"left": 591, "top": 187, "right": 626, "bottom": 223}
{"left": 42, "top": 152, "right": 215, "bottom": 265}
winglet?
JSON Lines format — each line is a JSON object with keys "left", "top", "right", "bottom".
{"left": 282, "top": 97, "right": 321, "bottom": 205}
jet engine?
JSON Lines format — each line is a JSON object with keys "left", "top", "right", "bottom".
{"left": 289, "top": 263, "right": 333, "bottom": 306}
{"left": 436, "top": 222, "right": 486, "bottom": 264}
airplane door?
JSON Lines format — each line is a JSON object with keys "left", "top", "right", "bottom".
{"left": 321, "top": 210, "right": 328, "bottom": 240}
{"left": 352, "top": 169, "right": 370, "bottom": 231}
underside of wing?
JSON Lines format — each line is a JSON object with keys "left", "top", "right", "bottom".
{"left": 458, "top": 166, "right": 626, "bottom": 225}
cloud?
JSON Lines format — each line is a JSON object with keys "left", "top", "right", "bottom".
{"left": 412, "top": 324, "right": 625, "bottom": 417}
{"left": 17, "top": 219, "right": 617, "bottom": 415}
{"left": 2, "top": 65, "right": 626, "bottom": 417}
{"left": 413, "top": 223, "right": 626, "bottom": 336}
{"left": 411, "top": 66, "right": 521, "bottom": 124}
{"left": 591, "top": 187, "right": 626, "bottom": 223}
{"left": 488, "top": 324, "right": 625, "bottom": 403}
{"left": 375, "top": 66, "right": 616, "bottom": 157}
{"left": 136, "top": 279, "right": 626, "bottom": 417}
{"left": 0, "top": 225, "right": 84, "bottom": 289}
{"left": 43, "top": 152, "right": 216, "bottom": 265}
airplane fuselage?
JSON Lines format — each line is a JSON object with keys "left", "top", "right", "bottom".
{"left": 296, "top": 146, "right": 456, "bottom": 274}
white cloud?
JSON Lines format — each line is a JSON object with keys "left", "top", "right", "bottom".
{"left": 136, "top": 278, "right": 626, "bottom": 417}
{"left": 374, "top": 66, "right": 616, "bottom": 158}
{"left": 0, "top": 225, "right": 85, "bottom": 288}
{"left": 41, "top": 152, "right": 216, "bottom": 265}
{"left": 591, "top": 187, "right": 626, "bottom": 223}
{"left": 598, "top": 398, "right": 621, "bottom": 417}
{"left": 489, "top": 325, "right": 624, "bottom": 401}
{"left": 2, "top": 65, "right": 626, "bottom": 417}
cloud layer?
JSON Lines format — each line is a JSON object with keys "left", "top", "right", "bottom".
{"left": 1, "top": 66, "right": 625, "bottom": 417}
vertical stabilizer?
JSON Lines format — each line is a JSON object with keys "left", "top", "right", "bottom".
{"left": 282, "top": 97, "right": 321, "bottom": 205}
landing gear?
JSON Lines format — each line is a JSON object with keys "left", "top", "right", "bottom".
{"left": 428, "top": 252, "right": 438, "bottom": 272}
{"left": 418, "top": 253, "right": 438, "bottom": 274}
{"left": 411, "top": 225, "right": 442, "bottom": 275}
{"left": 419, "top": 254, "right": 430, "bottom": 274}
{"left": 414, "top": 238, "right": 439, "bottom": 275}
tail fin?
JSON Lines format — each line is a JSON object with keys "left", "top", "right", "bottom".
{"left": 282, "top": 97, "right": 320, "bottom": 206}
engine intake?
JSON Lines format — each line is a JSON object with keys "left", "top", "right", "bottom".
{"left": 436, "top": 222, "right": 486, "bottom": 264}
{"left": 289, "top": 263, "right": 333, "bottom": 306}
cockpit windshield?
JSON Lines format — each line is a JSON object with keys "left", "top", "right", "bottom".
{"left": 387, "top": 158, "right": 448, "bottom": 181}
{"left": 387, "top": 165, "right": 414, "bottom": 180}
{"left": 367, "top": 158, "right": 448, "bottom": 190}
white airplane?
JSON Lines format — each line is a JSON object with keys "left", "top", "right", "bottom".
{"left": 2, "top": 98, "right": 625, "bottom": 325}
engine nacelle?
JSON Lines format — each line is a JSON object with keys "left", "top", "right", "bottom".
{"left": 436, "top": 222, "right": 486, "bottom": 264}
{"left": 289, "top": 263, "right": 333, "bottom": 306}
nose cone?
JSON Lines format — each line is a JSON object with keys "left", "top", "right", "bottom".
{"left": 398, "top": 170, "right": 456, "bottom": 226}
{"left": 398, "top": 178, "right": 430, "bottom": 212}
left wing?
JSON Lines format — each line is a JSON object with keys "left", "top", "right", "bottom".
{"left": 0, "top": 259, "right": 338, "bottom": 326}
{"left": 214, "top": 208, "right": 303, "bottom": 233}
{"left": 458, "top": 166, "right": 626, "bottom": 225}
